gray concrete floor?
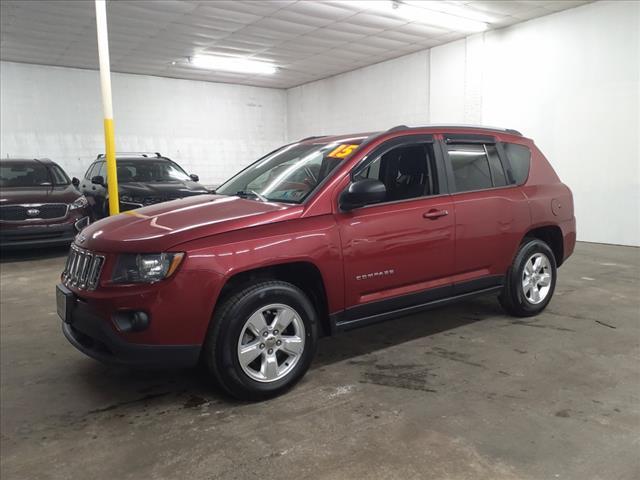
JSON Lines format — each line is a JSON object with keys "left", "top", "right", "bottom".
{"left": 1, "top": 242, "right": 638, "bottom": 480}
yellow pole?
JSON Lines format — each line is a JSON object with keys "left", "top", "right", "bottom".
{"left": 95, "top": 0, "right": 119, "bottom": 215}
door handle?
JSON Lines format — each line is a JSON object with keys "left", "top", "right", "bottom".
{"left": 423, "top": 209, "right": 449, "bottom": 220}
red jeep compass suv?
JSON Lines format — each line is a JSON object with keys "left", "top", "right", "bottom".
{"left": 57, "top": 125, "right": 576, "bottom": 400}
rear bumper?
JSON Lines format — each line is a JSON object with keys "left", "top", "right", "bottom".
{"left": 560, "top": 216, "right": 577, "bottom": 264}
{"left": 60, "top": 288, "right": 201, "bottom": 368}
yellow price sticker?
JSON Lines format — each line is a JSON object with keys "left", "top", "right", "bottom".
{"left": 327, "top": 144, "right": 359, "bottom": 158}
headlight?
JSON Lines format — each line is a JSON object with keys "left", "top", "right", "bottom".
{"left": 70, "top": 195, "right": 88, "bottom": 210}
{"left": 112, "top": 252, "right": 185, "bottom": 284}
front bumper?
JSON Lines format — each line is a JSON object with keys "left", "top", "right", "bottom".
{"left": 0, "top": 223, "right": 77, "bottom": 249}
{"left": 0, "top": 211, "right": 90, "bottom": 249}
{"left": 59, "top": 285, "right": 201, "bottom": 367}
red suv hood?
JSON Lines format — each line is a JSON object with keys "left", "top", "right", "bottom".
{"left": 78, "top": 194, "right": 302, "bottom": 252}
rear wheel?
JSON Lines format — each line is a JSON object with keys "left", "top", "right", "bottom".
{"left": 204, "top": 281, "right": 318, "bottom": 400}
{"left": 499, "top": 238, "right": 557, "bottom": 317}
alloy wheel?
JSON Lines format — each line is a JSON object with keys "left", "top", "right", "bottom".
{"left": 521, "top": 252, "right": 552, "bottom": 304}
{"left": 237, "top": 303, "right": 305, "bottom": 383}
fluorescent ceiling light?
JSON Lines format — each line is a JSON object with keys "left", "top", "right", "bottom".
{"left": 339, "top": 0, "right": 489, "bottom": 33}
{"left": 190, "top": 55, "right": 277, "bottom": 75}
{"left": 404, "top": 1, "right": 498, "bottom": 24}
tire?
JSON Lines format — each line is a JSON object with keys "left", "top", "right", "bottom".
{"left": 203, "top": 280, "right": 318, "bottom": 401}
{"left": 499, "top": 238, "right": 557, "bottom": 317}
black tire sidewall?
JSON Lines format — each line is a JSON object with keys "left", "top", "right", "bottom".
{"left": 213, "top": 282, "right": 318, "bottom": 400}
{"left": 510, "top": 239, "right": 557, "bottom": 315}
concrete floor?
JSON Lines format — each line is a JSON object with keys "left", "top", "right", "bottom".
{"left": 0, "top": 242, "right": 638, "bottom": 480}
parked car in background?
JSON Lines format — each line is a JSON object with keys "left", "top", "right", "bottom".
{"left": 57, "top": 125, "right": 576, "bottom": 400}
{"left": 0, "top": 158, "right": 90, "bottom": 249}
{"left": 81, "top": 153, "right": 209, "bottom": 218}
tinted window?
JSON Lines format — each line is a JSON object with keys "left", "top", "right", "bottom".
{"left": 355, "top": 144, "right": 437, "bottom": 202}
{"left": 486, "top": 145, "right": 507, "bottom": 187}
{"left": 447, "top": 144, "right": 492, "bottom": 192}
{"left": 503, "top": 143, "right": 531, "bottom": 184}
{"left": 97, "top": 162, "right": 106, "bottom": 179}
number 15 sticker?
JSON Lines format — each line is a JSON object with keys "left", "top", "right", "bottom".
{"left": 327, "top": 144, "right": 359, "bottom": 158}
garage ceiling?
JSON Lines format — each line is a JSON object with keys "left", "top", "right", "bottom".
{"left": 1, "top": 0, "right": 592, "bottom": 89}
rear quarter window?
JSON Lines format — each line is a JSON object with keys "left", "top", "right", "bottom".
{"left": 503, "top": 143, "right": 531, "bottom": 185}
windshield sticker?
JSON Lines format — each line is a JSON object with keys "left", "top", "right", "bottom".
{"left": 327, "top": 144, "right": 359, "bottom": 159}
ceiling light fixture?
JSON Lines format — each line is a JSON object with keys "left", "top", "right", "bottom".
{"left": 189, "top": 55, "right": 277, "bottom": 75}
{"left": 340, "top": 0, "right": 489, "bottom": 33}
{"left": 404, "top": 1, "right": 498, "bottom": 24}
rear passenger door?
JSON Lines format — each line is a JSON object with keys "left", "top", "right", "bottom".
{"left": 440, "top": 133, "right": 530, "bottom": 288}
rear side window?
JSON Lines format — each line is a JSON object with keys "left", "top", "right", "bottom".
{"left": 446, "top": 143, "right": 508, "bottom": 193}
{"left": 503, "top": 143, "right": 531, "bottom": 185}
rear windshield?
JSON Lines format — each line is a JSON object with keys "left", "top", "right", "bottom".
{"left": 216, "top": 139, "right": 364, "bottom": 203}
{"left": 0, "top": 162, "right": 70, "bottom": 188}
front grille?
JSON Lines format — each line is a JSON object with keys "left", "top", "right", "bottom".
{"left": 0, "top": 204, "right": 68, "bottom": 221}
{"left": 62, "top": 245, "right": 105, "bottom": 290}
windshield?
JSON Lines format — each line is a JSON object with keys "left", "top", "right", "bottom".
{"left": 116, "top": 160, "right": 191, "bottom": 182}
{"left": 216, "top": 140, "right": 364, "bottom": 203}
{"left": 0, "top": 162, "right": 70, "bottom": 188}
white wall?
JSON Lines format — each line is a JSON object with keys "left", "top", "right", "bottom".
{"left": 287, "top": 1, "right": 639, "bottom": 246}
{"left": 430, "top": 0, "right": 639, "bottom": 246}
{"left": 286, "top": 50, "right": 430, "bottom": 141}
{"left": 0, "top": 62, "right": 286, "bottom": 184}
{"left": 1, "top": 1, "right": 637, "bottom": 245}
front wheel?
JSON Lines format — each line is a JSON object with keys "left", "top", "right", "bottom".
{"left": 203, "top": 281, "right": 318, "bottom": 400}
{"left": 499, "top": 238, "right": 557, "bottom": 317}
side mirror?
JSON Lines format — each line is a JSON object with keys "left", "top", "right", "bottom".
{"left": 91, "top": 175, "right": 105, "bottom": 186}
{"left": 189, "top": 173, "right": 199, "bottom": 182}
{"left": 71, "top": 177, "right": 80, "bottom": 188}
{"left": 339, "top": 179, "right": 386, "bottom": 211}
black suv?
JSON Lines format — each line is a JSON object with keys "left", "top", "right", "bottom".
{"left": 80, "top": 153, "right": 209, "bottom": 218}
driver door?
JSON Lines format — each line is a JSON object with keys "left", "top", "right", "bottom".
{"left": 336, "top": 136, "right": 455, "bottom": 322}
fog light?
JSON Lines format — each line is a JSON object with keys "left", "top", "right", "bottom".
{"left": 113, "top": 311, "right": 150, "bottom": 332}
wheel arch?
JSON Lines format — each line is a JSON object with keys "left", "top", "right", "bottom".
{"left": 521, "top": 224, "right": 564, "bottom": 266}
{"left": 213, "top": 261, "right": 332, "bottom": 337}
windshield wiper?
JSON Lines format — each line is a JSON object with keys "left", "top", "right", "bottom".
{"left": 235, "top": 190, "right": 268, "bottom": 202}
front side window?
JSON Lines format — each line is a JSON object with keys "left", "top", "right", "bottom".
{"left": 216, "top": 139, "right": 364, "bottom": 203}
{"left": 85, "top": 163, "right": 97, "bottom": 180}
{"left": 354, "top": 143, "right": 437, "bottom": 202}
{"left": 49, "top": 164, "right": 70, "bottom": 185}
{"left": 446, "top": 143, "right": 508, "bottom": 193}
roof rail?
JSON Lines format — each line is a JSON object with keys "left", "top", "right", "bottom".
{"left": 298, "top": 135, "right": 327, "bottom": 142}
{"left": 386, "top": 124, "right": 409, "bottom": 132}
{"left": 96, "top": 152, "right": 162, "bottom": 159}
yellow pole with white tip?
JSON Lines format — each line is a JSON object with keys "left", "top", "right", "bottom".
{"left": 95, "top": 0, "right": 119, "bottom": 215}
